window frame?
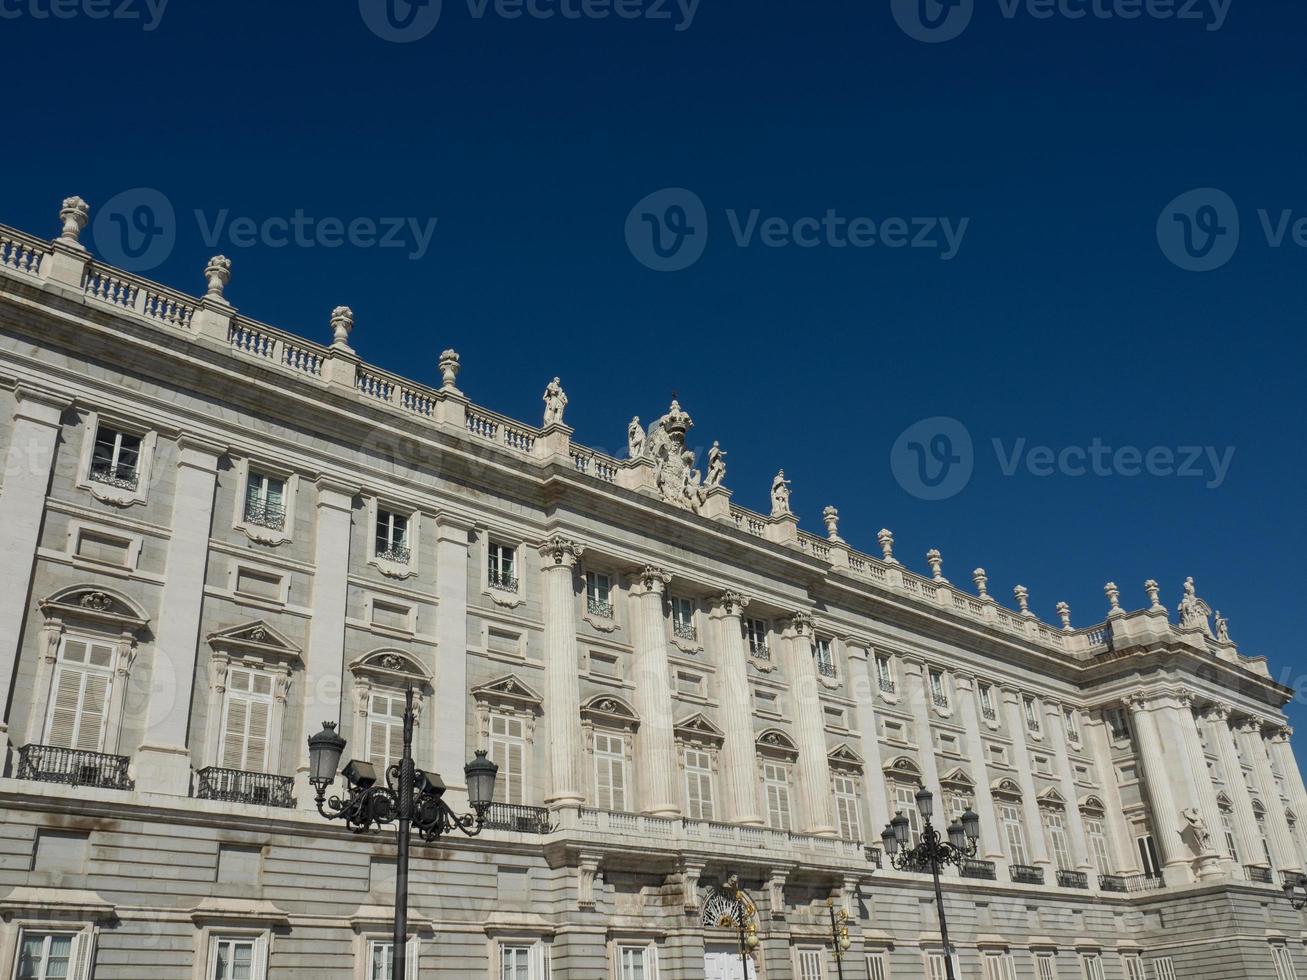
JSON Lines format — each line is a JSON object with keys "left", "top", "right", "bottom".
{"left": 367, "top": 498, "right": 420, "bottom": 579}
{"left": 233, "top": 457, "right": 298, "bottom": 546}
{"left": 814, "top": 636, "right": 837, "bottom": 680}
{"left": 41, "top": 632, "right": 117, "bottom": 754}
{"left": 593, "top": 730, "right": 628, "bottom": 812}
{"left": 76, "top": 411, "right": 157, "bottom": 508}
{"left": 763, "top": 759, "right": 793, "bottom": 831}
{"left": 683, "top": 745, "right": 716, "bottom": 821}
{"left": 613, "top": 941, "right": 659, "bottom": 980}
{"left": 11, "top": 926, "right": 95, "bottom": 980}
{"left": 484, "top": 537, "right": 524, "bottom": 606}
{"left": 833, "top": 772, "right": 863, "bottom": 841}
{"left": 205, "top": 932, "right": 269, "bottom": 980}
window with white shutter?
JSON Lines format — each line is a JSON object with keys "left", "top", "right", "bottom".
{"left": 207, "top": 935, "right": 267, "bottom": 980}
{"left": 834, "top": 775, "right": 862, "bottom": 841}
{"left": 1044, "top": 811, "right": 1072, "bottom": 870}
{"left": 1153, "top": 957, "right": 1177, "bottom": 980}
{"left": 1272, "top": 944, "right": 1298, "bottom": 980}
{"left": 617, "top": 943, "right": 659, "bottom": 980}
{"left": 764, "top": 762, "right": 792, "bottom": 830}
{"left": 865, "top": 951, "right": 889, "bottom": 980}
{"left": 367, "top": 937, "right": 421, "bottom": 980}
{"left": 982, "top": 952, "right": 1018, "bottom": 980}
{"left": 368, "top": 691, "right": 407, "bottom": 775}
{"left": 499, "top": 942, "right": 550, "bottom": 980}
{"left": 1079, "top": 953, "right": 1105, "bottom": 980}
{"left": 1001, "top": 804, "right": 1028, "bottom": 866}
{"left": 1121, "top": 955, "right": 1146, "bottom": 980}
{"left": 1035, "top": 952, "right": 1059, "bottom": 980}
{"left": 796, "top": 948, "right": 825, "bottom": 980}
{"left": 894, "top": 785, "right": 922, "bottom": 845}
{"left": 220, "top": 667, "right": 275, "bottom": 773}
{"left": 15, "top": 931, "right": 95, "bottom": 980}
{"left": 925, "top": 952, "right": 959, "bottom": 980}
{"left": 1084, "top": 818, "right": 1111, "bottom": 873}
{"left": 43, "top": 636, "right": 115, "bottom": 752}
{"left": 684, "top": 748, "right": 715, "bottom": 821}
{"left": 489, "top": 714, "right": 526, "bottom": 805}
{"left": 594, "top": 732, "right": 627, "bottom": 811}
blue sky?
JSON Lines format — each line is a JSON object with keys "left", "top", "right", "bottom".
{"left": 3, "top": 1, "right": 1305, "bottom": 741}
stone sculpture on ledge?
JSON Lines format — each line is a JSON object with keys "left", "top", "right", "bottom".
{"left": 543, "top": 377, "right": 568, "bottom": 425}
{"left": 770, "top": 470, "right": 792, "bottom": 517}
{"left": 1178, "top": 576, "right": 1214, "bottom": 637}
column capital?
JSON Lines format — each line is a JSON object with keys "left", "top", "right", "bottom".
{"left": 710, "top": 590, "right": 750, "bottom": 618}
{"left": 1202, "top": 702, "right": 1233, "bottom": 723}
{"left": 952, "top": 670, "right": 976, "bottom": 689}
{"left": 1233, "top": 716, "right": 1265, "bottom": 737}
{"left": 314, "top": 476, "right": 358, "bottom": 511}
{"left": 538, "top": 535, "right": 584, "bottom": 568}
{"left": 433, "top": 511, "right": 477, "bottom": 536}
{"left": 175, "top": 435, "right": 227, "bottom": 472}
{"left": 1123, "top": 693, "right": 1154, "bottom": 713}
{"left": 784, "top": 611, "right": 815, "bottom": 638}
{"left": 13, "top": 384, "right": 71, "bottom": 426}
{"left": 632, "top": 564, "right": 671, "bottom": 594}
{"left": 1174, "top": 688, "right": 1196, "bottom": 709}
{"left": 1269, "top": 726, "right": 1293, "bottom": 744}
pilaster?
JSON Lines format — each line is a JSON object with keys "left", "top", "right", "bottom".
{"left": 1205, "top": 704, "right": 1267, "bottom": 880}
{"left": 628, "top": 565, "right": 680, "bottom": 818}
{"left": 782, "top": 612, "right": 835, "bottom": 836}
{"left": 847, "top": 643, "right": 892, "bottom": 844}
{"left": 1126, "top": 695, "right": 1192, "bottom": 885}
{"left": 1085, "top": 713, "right": 1140, "bottom": 876}
{"left": 433, "top": 512, "right": 475, "bottom": 803}
{"left": 953, "top": 674, "right": 1004, "bottom": 869}
{"left": 1042, "top": 700, "right": 1093, "bottom": 875}
{"left": 1172, "top": 693, "right": 1228, "bottom": 879}
{"left": 1269, "top": 728, "right": 1307, "bottom": 869}
{"left": 709, "top": 591, "right": 762, "bottom": 826}
{"left": 540, "top": 536, "right": 585, "bottom": 806}
{"left": 1238, "top": 718, "right": 1301, "bottom": 874}
{"left": 904, "top": 662, "right": 943, "bottom": 803}
{"left": 1001, "top": 687, "right": 1050, "bottom": 868}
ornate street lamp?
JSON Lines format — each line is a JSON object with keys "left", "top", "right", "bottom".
{"left": 722, "top": 874, "right": 760, "bottom": 979}
{"left": 1283, "top": 873, "right": 1307, "bottom": 910}
{"left": 308, "top": 687, "right": 497, "bottom": 980}
{"left": 880, "top": 787, "right": 980, "bottom": 980}
{"left": 826, "top": 897, "right": 851, "bottom": 980}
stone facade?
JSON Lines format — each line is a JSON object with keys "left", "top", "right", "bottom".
{"left": 0, "top": 200, "right": 1305, "bottom": 979}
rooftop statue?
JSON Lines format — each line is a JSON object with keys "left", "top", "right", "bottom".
{"left": 628, "top": 416, "right": 646, "bottom": 459}
{"left": 707, "top": 441, "right": 726, "bottom": 487}
{"left": 543, "top": 377, "right": 568, "bottom": 426}
{"left": 1177, "top": 576, "right": 1214, "bottom": 637}
{"left": 770, "top": 469, "right": 792, "bottom": 517}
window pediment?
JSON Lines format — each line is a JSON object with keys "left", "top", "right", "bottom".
{"left": 674, "top": 712, "right": 724, "bottom": 746}
{"left": 992, "top": 777, "right": 1023, "bottom": 801}
{"left": 208, "top": 620, "right": 303, "bottom": 667}
{"left": 350, "top": 649, "right": 432, "bottom": 687}
{"left": 940, "top": 766, "right": 974, "bottom": 790}
{"left": 828, "top": 742, "right": 864, "bottom": 772}
{"left": 1036, "top": 786, "right": 1067, "bottom": 809}
{"left": 40, "top": 587, "right": 149, "bottom": 633}
{"left": 581, "top": 694, "right": 640, "bottom": 730}
{"left": 883, "top": 755, "right": 923, "bottom": 783}
{"left": 472, "top": 674, "right": 544, "bottom": 714}
{"left": 757, "top": 728, "right": 799, "bottom": 760}
{"left": 1079, "top": 794, "right": 1107, "bottom": 815}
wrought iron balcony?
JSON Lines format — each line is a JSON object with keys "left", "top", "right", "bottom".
{"left": 482, "top": 802, "right": 555, "bottom": 835}
{"left": 817, "top": 659, "right": 837, "bottom": 679}
{"left": 1245, "top": 865, "right": 1274, "bottom": 884}
{"left": 587, "top": 596, "right": 614, "bottom": 619}
{"left": 749, "top": 639, "right": 770, "bottom": 660}
{"left": 1123, "top": 873, "right": 1165, "bottom": 892}
{"left": 1010, "top": 864, "right": 1045, "bottom": 885}
{"left": 376, "top": 544, "right": 411, "bottom": 564}
{"left": 89, "top": 464, "right": 139, "bottom": 491}
{"left": 1026, "top": 719, "right": 1042, "bottom": 734}
{"left": 489, "top": 570, "right": 519, "bottom": 593}
{"left": 196, "top": 767, "right": 295, "bottom": 808}
{"left": 866, "top": 847, "right": 883, "bottom": 869}
{"left": 673, "top": 621, "right": 698, "bottom": 642}
{"left": 981, "top": 706, "right": 997, "bottom": 721}
{"left": 879, "top": 677, "right": 897, "bottom": 694}
{"left": 1057, "top": 869, "right": 1089, "bottom": 889}
{"left": 244, "top": 499, "right": 286, "bottom": 530}
{"left": 961, "top": 858, "right": 997, "bottom": 880}
{"left": 17, "top": 744, "right": 133, "bottom": 790}
{"left": 932, "top": 692, "right": 950, "bottom": 709}
{"left": 1098, "top": 874, "right": 1127, "bottom": 893}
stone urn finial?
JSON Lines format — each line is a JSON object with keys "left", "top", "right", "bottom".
{"left": 926, "top": 548, "right": 946, "bottom": 583}
{"left": 204, "top": 255, "right": 232, "bottom": 301}
{"left": 973, "top": 568, "right": 989, "bottom": 599}
{"left": 877, "top": 529, "right": 896, "bottom": 564}
{"left": 330, "top": 306, "right": 354, "bottom": 349}
{"left": 438, "top": 349, "right": 461, "bottom": 391}
{"left": 822, "top": 506, "right": 843, "bottom": 543}
{"left": 1144, "top": 579, "right": 1164, "bottom": 612}
{"left": 1105, "top": 581, "right": 1122, "bottom": 615}
{"left": 1056, "top": 601, "right": 1072, "bottom": 631}
{"left": 58, "top": 196, "right": 90, "bottom": 245}
{"left": 1014, "top": 585, "right": 1031, "bottom": 616}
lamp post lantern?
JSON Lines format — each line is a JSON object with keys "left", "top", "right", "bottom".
{"left": 307, "top": 687, "right": 497, "bottom": 980}
{"left": 825, "top": 897, "right": 851, "bottom": 980}
{"left": 1283, "top": 873, "right": 1307, "bottom": 910}
{"left": 722, "top": 874, "right": 759, "bottom": 979}
{"left": 880, "top": 788, "right": 980, "bottom": 980}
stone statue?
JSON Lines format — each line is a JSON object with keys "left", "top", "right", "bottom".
{"left": 543, "top": 377, "right": 568, "bottom": 426}
{"left": 1181, "top": 807, "right": 1213, "bottom": 853}
{"left": 707, "top": 441, "right": 727, "bottom": 487}
{"left": 1177, "top": 576, "right": 1213, "bottom": 636}
{"left": 647, "top": 400, "right": 704, "bottom": 514}
{"left": 627, "top": 416, "right": 645, "bottom": 459}
{"left": 1214, "top": 611, "right": 1230, "bottom": 643}
{"left": 770, "top": 470, "right": 792, "bottom": 517}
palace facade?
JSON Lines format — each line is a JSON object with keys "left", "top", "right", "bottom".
{"left": 0, "top": 197, "right": 1305, "bottom": 980}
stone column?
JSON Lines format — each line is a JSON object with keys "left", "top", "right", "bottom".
{"left": 433, "top": 514, "right": 474, "bottom": 801}
{"left": 783, "top": 613, "right": 835, "bottom": 836}
{"left": 709, "top": 591, "right": 762, "bottom": 826}
{"left": 1044, "top": 700, "right": 1092, "bottom": 874}
{"left": 1171, "top": 693, "right": 1227, "bottom": 878}
{"left": 296, "top": 479, "right": 356, "bottom": 809}
{"left": 1125, "top": 696, "right": 1191, "bottom": 884}
{"left": 954, "top": 674, "right": 1005, "bottom": 869}
{"left": 628, "top": 565, "right": 679, "bottom": 817}
{"left": 540, "top": 536, "right": 585, "bottom": 806}
{"left": 0, "top": 386, "right": 69, "bottom": 766}
{"left": 134, "top": 437, "right": 223, "bottom": 795}
{"left": 1238, "top": 718, "right": 1302, "bottom": 874}
{"left": 847, "top": 643, "right": 891, "bottom": 840}
{"left": 1269, "top": 728, "right": 1307, "bottom": 869}
{"left": 1085, "top": 712, "right": 1140, "bottom": 875}
{"left": 1001, "top": 688, "right": 1050, "bottom": 868}
{"left": 1205, "top": 704, "right": 1265, "bottom": 879}
{"left": 904, "top": 662, "right": 942, "bottom": 796}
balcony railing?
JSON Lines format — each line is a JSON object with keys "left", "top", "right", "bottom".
{"left": 674, "top": 621, "right": 698, "bottom": 642}
{"left": 817, "top": 658, "right": 837, "bottom": 679}
{"left": 1098, "top": 874, "right": 1127, "bottom": 893}
{"left": 981, "top": 706, "right": 997, "bottom": 721}
{"left": 483, "top": 802, "right": 555, "bottom": 835}
{"left": 749, "top": 639, "right": 770, "bottom": 660}
{"left": 878, "top": 677, "right": 896, "bottom": 694}
{"left": 587, "top": 596, "right": 614, "bottom": 619}
{"left": 1124, "top": 873, "right": 1165, "bottom": 893}
{"left": 489, "top": 570, "right": 518, "bottom": 593}
{"left": 376, "top": 544, "right": 411, "bottom": 564}
{"left": 89, "top": 465, "right": 139, "bottom": 491}
{"left": 244, "top": 499, "right": 286, "bottom": 530}
{"left": 1245, "top": 865, "right": 1274, "bottom": 884}
{"left": 1010, "top": 864, "right": 1045, "bottom": 885}
{"left": 1057, "top": 869, "right": 1089, "bottom": 889}
{"left": 17, "top": 744, "right": 133, "bottom": 790}
{"left": 195, "top": 767, "right": 295, "bottom": 808}
{"left": 866, "top": 847, "right": 883, "bottom": 869}
{"left": 961, "top": 858, "right": 997, "bottom": 880}
{"left": 932, "top": 692, "right": 950, "bottom": 709}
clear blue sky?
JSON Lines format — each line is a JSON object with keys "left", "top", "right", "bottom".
{"left": 4, "top": 2, "right": 1305, "bottom": 743}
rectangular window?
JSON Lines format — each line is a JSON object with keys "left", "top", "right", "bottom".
{"left": 796, "top": 949, "right": 825, "bottom": 980}
{"left": 1153, "top": 958, "right": 1177, "bottom": 980}
{"left": 672, "top": 597, "right": 697, "bottom": 640}
{"left": 207, "top": 935, "right": 266, "bottom": 980}
{"left": 814, "top": 638, "right": 836, "bottom": 678}
{"left": 1085, "top": 818, "right": 1111, "bottom": 873}
{"left": 865, "top": 952, "right": 888, "bottom": 980}
{"left": 244, "top": 472, "right": 286, "bottom": 530}
{"left": 982, "top": 952, "right": 1018, "bottom": 980}
{"left": 1023, "top": 696, "right": 1041, "bottom": 733}
{"left": 375, "top": 510, "right": 410, "bottom": 563}
{"left": 875, "top": 656, "right": 895, "bottom": 693}
{"left": 594, "top": 732, "right": 627, "bottom": 811}
{"left": 367, "top": 691, "right": 406, "bottom": 775}
{"left": 1001, "top": 804, "right": 1028, "bottom": 866}
{"left": 684, "top": 747, "right": 715, "bottom": 821}
{"left": 500, "top": 942, "right": 549, "bottom": 980}
{"left": 1221, "top": 809, "right": 1240, "bottom": 863}
{"left": 1035, "top": 953, "right": 1059, "bottom": 980}
{"left": 1135, "top": 831, "right": 1161, "bottom": 878}
{"left": 15, "top": 931, "right": 87, "bottom": 980}
{"left": 1044, "top": 811, "right": 1072, "bottom": 871}
{"left": 1272, "top": 943, "right": 1298, "bottom": 980}
{"left": 488, "top": 714, "right": 526, "bottom": 805}
{"left": 764, "top": 762, "right": 791, "bottom": 830}
{"left": 1106, "top": 708, "right": 1131, "bottom": 741}
{"left": 744, "top": 619, "right": 770, "bottom": 659}
{"left": 1080, "top": 953, "right": 1105, "bottom": 980}
{"left": 90, "top": 424, "right": 142, "bottom": 488}
{"left": 368, "top": 938, "right": 420, "bottom": 980}
{"left": 895, "top": 785, "right": 922, "bottom": 845}
{"left": 1122, "top": 955, "right": 1146, "bottom": 980}
{"left": 43, "top": 635, "right": 115, "bottom": 752}
{"left": 834, "top": 774, "right": 862, "bottom": 841}
{"left": 929, "top": 669, "right": 948, "bottom": 707}
{"left": 220, "top": 667, "right": 275, "bottom": 774}
{"left": 617, "top": 944, "right": 658, "bottom": 980}
{"left": 926, "top": 952, "right": 959, "bottom": 980}
{"left": 979, "top": 683, "right": 996, "bottom": 719}
{"left": 1064, "top": 708, "right": 1081, "bottom": 742}
{"left": 488, "top": 543, "right": 517, "bottom": 592}
{"left": 587, "top": 572, "right": 613, "bottom": 618}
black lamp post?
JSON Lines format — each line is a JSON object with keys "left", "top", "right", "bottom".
{"left": 722, "top": 874, "right": 760, "bottom": 979}
{"left": 825, "top": 897, "right": 851, "bottom": 980}
{"left": 307, "top": 687, "right": 498, "bottom": 980}
{"left": 880, "top": 788, "right": 980, "bottom": 980}
{"left": 1283, "top": 874, "right": 1307, "bottom": 910}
